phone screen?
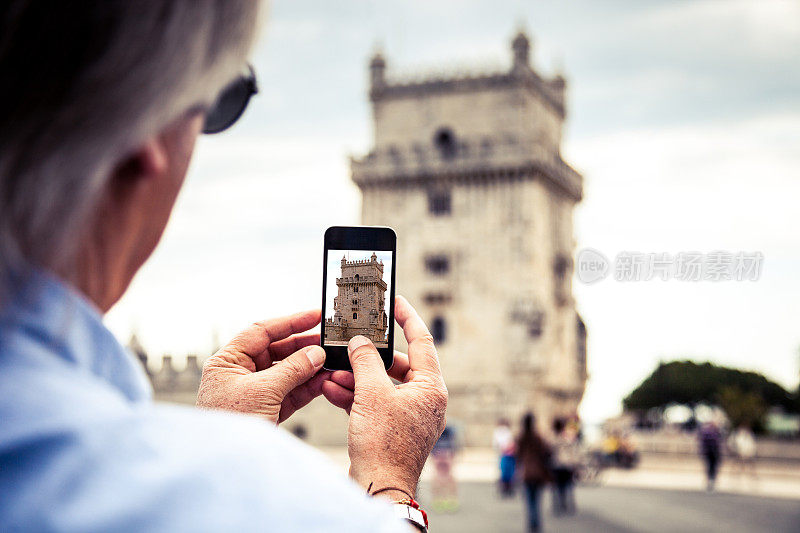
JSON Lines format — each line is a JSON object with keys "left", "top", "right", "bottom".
{"left": 321, "top": 226, "right": 396, "bottom": 371}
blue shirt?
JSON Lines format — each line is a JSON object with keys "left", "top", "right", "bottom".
{"left": 0, "top": 271, "right": 407, "bottom": 532}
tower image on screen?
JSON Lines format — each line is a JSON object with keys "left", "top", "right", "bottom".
{"left": 325, "top": 252, "right": 389, "bottom": 348}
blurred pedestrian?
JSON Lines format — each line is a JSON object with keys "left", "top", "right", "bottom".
{"left": 617, "top": 431, "right": 640, "bottom": 469}
{"left": 730, "top": 424, "right": 757, "bottom": 483}
{"left": 516, "top": 413, "right": 551, "bottom": 533}
{"left": 550, "top": 418, "right": 581, "bottom": 515}
{"left": 493, "top": 418, "right": 517, "bottom": 497}
{"left": 601, "top": 431, "right": 620, "bottom": 466}
{"left": 567, "top": 414, "right": 583, "bottom": 444}
{"left": 431, "top": 424, "right": 460, "bottom": 512}
{"left": 698, "top": 421, "right": 723, "bottom": 491}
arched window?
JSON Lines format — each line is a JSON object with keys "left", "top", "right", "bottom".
{"left": 431, "top": 316, "right": 447, "bottom": 344}
{"left": 434, "top": 127, "right": 457, "bottom": 159}
{"left": 354, "top": 274, "right": 359, "bottom": 281}
{"left": 428, "top": 190, "right": 451, "bottom": 216}
{"left": 353, "top": 312, "right": 358, "bottom": 320}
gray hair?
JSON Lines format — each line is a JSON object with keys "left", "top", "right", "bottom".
{"left": 0, "top": 1, "right": 261, "bottom": 299}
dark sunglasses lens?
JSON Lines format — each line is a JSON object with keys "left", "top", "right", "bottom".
{"left": 202, "top": 77, "right": 254, "bottom": 134}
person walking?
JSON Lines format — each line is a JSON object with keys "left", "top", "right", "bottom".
{"left": 730, "top": 424, "right": 757, "bottom": 485}
{"left": 516, "top": 413, "right": 551, "bottom": 533}
{"left": 493, "top": 418, "right": 517, "bottom": 497}
{"left": 698, "top": 421, "right": 723, "bottom": 491}
{"left": 550, "top": 418, "right": 582, "bottom": 515}
{"left": 431, "top": 424, "right": 461, "bottom": 512}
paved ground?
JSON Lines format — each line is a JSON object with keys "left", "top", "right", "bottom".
{"left": 416, "top": 482, "right": 800, "bottom": 533}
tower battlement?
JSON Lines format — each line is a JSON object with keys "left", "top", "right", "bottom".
{"left": 354, "top": 30, "right": 581, "bottom": 202}
{"left": 370, "top": 32, "right": 565, "bottom": 116}
{"left": 341, "top": 253, "right": 385, "bottom": 271}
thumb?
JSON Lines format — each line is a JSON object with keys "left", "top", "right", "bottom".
{"left": 263, "top": 345, "right": 326, "bottom": 397}
{"left": 348, "top": 336, "right": 392, "bottom": 391}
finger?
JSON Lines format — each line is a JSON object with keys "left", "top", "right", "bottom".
{"left": 388, "top": 351, "right": 411, "bottom": 382}
{"left": 321, "top": 380, "right": 354, "bottom": 413}
{"left": 277, "top": 370, "right": 330, "bottom": 423}
{"left": 229, "top": 310, "right": 321, "bottom": 369}
{"left": 395, "top": 296, "right": 441, "bottom": 375}
{"left": 338, "top": 351, "right": 409, "bottom": 384}
{"left": 258, "top": 345, "right": 326, "bottom": 398}
{"left": 347, "top": 336, "right": 393, "bottom": 391}
{"left": 330, "top": 370, "right": 355, "bottom": 391}
{"left": 269, "top": 333, "right": 320, "bottom": 361}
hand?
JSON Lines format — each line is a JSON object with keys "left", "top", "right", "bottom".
{"left": 197, "top": 310, "right": 329, "bottom": 424}
{"left": 321, "top": 296, "right": 448, "bottom": 496}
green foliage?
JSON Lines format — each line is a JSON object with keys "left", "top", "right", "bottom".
{"left": 717, "top": 386, "right": 768, "bottom": 431}
{"left": 623, "top": 360, "right": 797, "bottom": 419}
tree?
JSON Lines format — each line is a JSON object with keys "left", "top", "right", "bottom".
{"left": 623, "top": 361, "right": 797, "bottom": 427}
{"left": 717, "top": 386, "right": 768, "bottom": 431}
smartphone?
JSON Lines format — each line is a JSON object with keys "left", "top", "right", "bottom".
{"left": 321, "top": 226, "right": 396, "bottom": 371}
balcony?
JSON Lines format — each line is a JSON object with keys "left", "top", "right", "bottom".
{"left": 350, "top": 138, "right": 582, "bottom": 200}
{"left": 336, "top": 276, "right": 388, "bottom": 290}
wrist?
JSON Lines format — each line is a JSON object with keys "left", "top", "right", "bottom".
{"left": 350, "top": 466, "right": 418, "bottom": 498}
{"left": 368, "top": 484, "right": 429, "bottom": 533}
{"left": 369, "top": 486, "right": 414, "bottom": 502}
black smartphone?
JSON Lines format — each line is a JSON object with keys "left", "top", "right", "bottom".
{"left": 321, "top": 226, "right": 396, "bottom": 371}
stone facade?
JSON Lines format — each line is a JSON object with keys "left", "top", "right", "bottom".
{"left": 128, "top": 334, "right": 203, "bottom": 405}
{"left": 325, "top": 253, "right": 389, "bottom": 347}
{"left": 351, "top": 31, "right": 587, "bottom": 444}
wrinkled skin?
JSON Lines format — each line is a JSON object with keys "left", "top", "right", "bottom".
{"left": 198, "top": 296, "right": 448, "bottom": 499}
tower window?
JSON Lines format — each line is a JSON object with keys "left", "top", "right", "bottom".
{"left": 434, "top": 127, "right": 457, "bottom": 159}
{"left": 354, "top": 274, "right": 359, "bottom": 281}
{"left": 428, "top": 190, "right": 451, "bottom": 216}
{"left": 354, "top": 286, "right": 358, "bottom": 293}
{"left": 352, "top": 299, "right": 358, "bottom": 305}
{"left": 431, "top": 316, "right": 447, "bottom": 344}
{"left": 425, "top": 255, "right": 450, "bottom": 275}
{"left": 423, "top": 292, "right": 451, "bottom": 305}
{"left": 553, "top": 254, "right": 570, "bottom": 306}
{"left": 353, "top": 312, "right": 358, "bottom": 320}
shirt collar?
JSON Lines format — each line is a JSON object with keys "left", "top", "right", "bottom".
{"left": 0, "top": 269, "right": 152, "bottom": 403}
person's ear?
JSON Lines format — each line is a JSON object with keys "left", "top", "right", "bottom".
{"left": 109, "top": 137, "right": 169, "bottom": 199}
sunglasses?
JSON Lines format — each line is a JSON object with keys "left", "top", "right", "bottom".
{"left": 202, "top": 64, "right": 258, "bottom": 134}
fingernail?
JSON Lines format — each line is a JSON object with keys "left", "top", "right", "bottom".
{"left": 348, "top": 335, "right": 370, "bottom": 353}
{"left": 306, "top": 346, "right": 326, "bottom": 367}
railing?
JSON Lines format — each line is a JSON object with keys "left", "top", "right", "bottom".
{"left": 350, "top": 138, "right": 581, "bottom": 197}
{"left": 337, "top": 276, "right": 385, "bottom": 285}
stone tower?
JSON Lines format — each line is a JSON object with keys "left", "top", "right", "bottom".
{"left": 325, "top": 252, "right": 389, "bottom": 347}
{"left": 351, "top": 31, "right": 587, "bottom": 443}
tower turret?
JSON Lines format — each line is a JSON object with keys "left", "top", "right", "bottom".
{"left": 369, "top": 51, "right": 386, "bottom": 93}
{"left": 511, "top": 31, "right": 531, "bottom": 71}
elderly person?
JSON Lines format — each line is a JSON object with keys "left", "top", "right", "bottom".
{"left": 0, "top": 2, "right": 447, "bottom": 532}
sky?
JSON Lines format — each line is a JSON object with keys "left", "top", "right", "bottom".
{"left": 105, "top": 0, "right": 800, "bottom": 423}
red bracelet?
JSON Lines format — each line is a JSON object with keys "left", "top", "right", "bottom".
{"left": 367, "top": 484, "right": 429, "bottom": 530}
{"left": 395, "top": 498, "right": 429, "bottom": 529}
